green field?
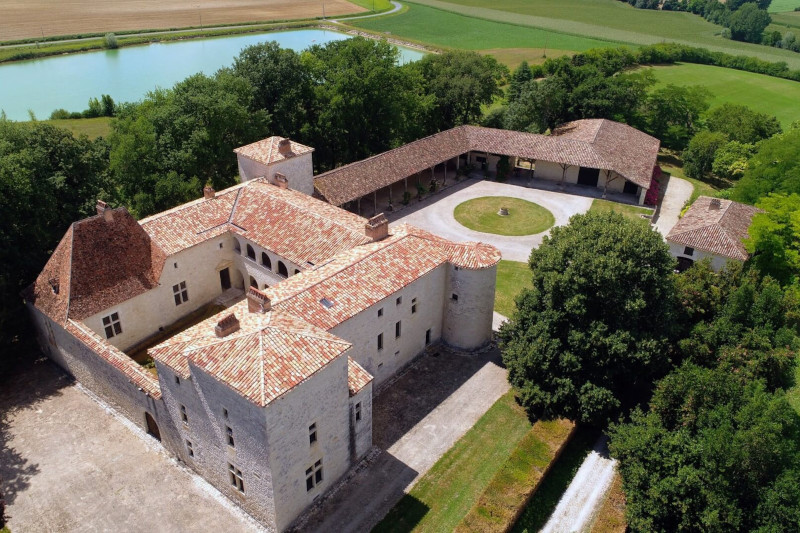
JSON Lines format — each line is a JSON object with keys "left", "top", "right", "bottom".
{"left": 454, "top": 196, "right": 555, "bottom": 236}
{"left": 495, "top": 260, "right": 531, "bottom": 318}
{"left": 350, "top": 2, "right": 617, "bottom": 53}
{"left": 769, "top": 0, "right": 800, "bottom": 12}
{"left": 42, "top": 117, "right": 112, "bottom": 139}
{"left": 346, "top": 0, "right": 394, "bottom": 12}
{"left": 391, "top": 0, "right": 800, "bottom": 69}
{"left": 649, "top": 63, "right": 800, "bottom": 128}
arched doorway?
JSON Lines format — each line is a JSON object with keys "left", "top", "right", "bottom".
{"left": 145, "top": 412, "right": 161, "bottom": 441}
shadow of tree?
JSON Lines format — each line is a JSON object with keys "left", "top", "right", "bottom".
{"left": 0, "top": 353, "right": 72, "bottom": 509}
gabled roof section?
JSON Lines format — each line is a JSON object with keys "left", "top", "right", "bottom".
{"left": 234, "top": 136, "right": 314, "bottom": 166}
{"left": 314, "top": 120, "right": 660, "bottom": 206}
{"left": 230, "top": 181, "right": 372, "bottom": 267}
{"left": 348, "top": 357, "right": 372, "bottom": 397}
{"left": 141, "top": 179, "right": 371, "bottom": 266}
{"left": 268, "top": 224, "right": 500, "bottom": 331}
{"left": 150, "top": 303, "right": 351, "bottom": 407}
{"left": 666, "top": 196, "right": 762, "bottom": 261}
{"left": 29, "top": 208, "right": 166, "bottom": 323}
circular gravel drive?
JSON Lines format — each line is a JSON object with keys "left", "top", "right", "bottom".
{"left": 391, "top": 179, "right": 593, "bottom": 262}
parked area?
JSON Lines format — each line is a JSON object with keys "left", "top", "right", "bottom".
{"left": 0, "top": 357, "right": 263, "bottom": 532}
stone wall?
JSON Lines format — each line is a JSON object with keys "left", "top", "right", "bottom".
{"left": 443, "top": 263, "right": 496, "bottom": 351}
{"left": 331, "top": 265, "right": 447, "bottom": 386}
{"left": 237, "top": 152, "right": 314, "bottom": 196}
{"left": 668, "top": 241, "right": 732, "bottom": 271}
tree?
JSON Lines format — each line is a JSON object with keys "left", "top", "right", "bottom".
{"left": 643, "top": 84, "right": 711, "bottom": 150}
{"left": 705, "top": 103, "right": 781, "bottom": 144}
{"left": 712, "top": 140, "right": 755, "bottom": 180}
{"left": 412, "top": 50, "right": 507, "bottom": 132}
{"left": 228, "top": 41, "right": 311, "bottom": 139}
{"left": 301, "top": 37, "right": 426, "bottom": 170}
{"left": 683, "top": 129, "right": 729, "bottom": 178}
{"left": 728, "top": 3, "right": 772, "bottom": 43}
{"left": 732, "top": 124, "right": 800, "bottom": 203}
{"left": 746, "top": 193, "right": 800, "bottom": 285}
{"left": 609, "top": 364, "right": 800, "bottom": 533}
{"left": 507, "top": 61, "right": 532, "bottom": 102}
{"left": 499, "top": 211, "right": 677, "bottom": 425}
{"left": 0, "top": 119, "right": 109, "bottom": 367}
{"left": 109, "top": 71, "right": 268, "bottom": 217}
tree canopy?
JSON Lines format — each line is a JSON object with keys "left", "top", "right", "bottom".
{"left": 499, "top": 211, "right": 677, "bottom": 425}
{"left": 732, "top": 124, "right": 800, "bottom": 204}
{"left": 746, "top": 194, "right": 800, "bottom": 285}
{"left": 705, "top": 103, "right": 782, "bottom": 145}
{"left": 609, "top": 364, "right": 800, "bottom": 532}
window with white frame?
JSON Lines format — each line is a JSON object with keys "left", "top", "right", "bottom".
{"left": 309, "top": 422, "right": 317, "bottom": 445}
{"left": 102, "top": 312, "right": 122, "bottom": 339}
{"left": 226, "top": 426, "right": 235, "bottom": 448}
{"left": 305, "top": 459, "right": 323, "bottom": 491}
{"left": 173, "top": 281, "right": 188, "bottom": 306}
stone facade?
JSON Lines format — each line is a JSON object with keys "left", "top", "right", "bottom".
{"left": 236, "top": 148, "right": 314, "bottom": 196}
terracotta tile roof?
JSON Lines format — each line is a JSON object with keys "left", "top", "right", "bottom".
{"left": 233, "top": 136, "right": 314, "bottom": 166}
{"left": 66, "top": 320, "right": 162, "bottom": 399}
{"left": 29, "top": 208, "right": 166, "bottom": 323}
{"left": 142, "top": 179, "right": 371, "bottom": 266}
{"left": 268, "top": 224, "right": 500, "bottom": 330}
{"left": 230, "top": 181, "right": 372, "bottom": 266}
{"left": 314, "top": 120, "right": 660, "bottom": 206}
{"left": 666, "top": 197, "right": 762, "bottom": 261}
{"left": 150, "top": 302, "right": 351, "bottom": 407}
{"left": 348, "top": 357, "right": 372, "bottom": 397}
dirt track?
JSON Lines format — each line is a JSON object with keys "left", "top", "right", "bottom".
{"left": 0, "top": 0, "right": 365, "bottom": 41}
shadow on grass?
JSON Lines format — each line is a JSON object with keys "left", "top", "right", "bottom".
{"left": 510, "top": 425, "right": 600, "bottom": 533}
{"left": 371, "top": 494, "right": 430, "bottom": 533}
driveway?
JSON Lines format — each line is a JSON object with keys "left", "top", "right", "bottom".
{"left": 653, "top": 174, "right": 693, "bottom": 237}
{"left": 391, "top": 178, "right": 593, "bottom": 262}
{"left": 292, "top": 346, "right": 509, "bottom": 533}
{"left": 1, "top": 358, "right": 262, "bottom": 533}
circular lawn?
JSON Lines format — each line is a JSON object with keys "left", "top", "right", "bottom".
{"left": 453, "top": 196, "right": 555, "bottom": 236}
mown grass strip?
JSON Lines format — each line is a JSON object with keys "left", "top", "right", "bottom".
{"left": 456, "top": 419, "right": 575, "bottom": 532}
{"left": 589, "top": 199, "right": 652, "bottom": 224}
{"left": 373, "top": 391, "right": 533, "bottom": 533}
{"left": 589, "top": 472, "right": 627, "bottom": 533}
{"left": 494, "top": 260, "right": 531, "bottom": 318}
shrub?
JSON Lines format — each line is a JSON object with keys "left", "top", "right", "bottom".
{"left": 103, "top": 33, "right": 118, "bottom": 49}
{"left": 49, "top": 108, "right": 71, "bottom": 120}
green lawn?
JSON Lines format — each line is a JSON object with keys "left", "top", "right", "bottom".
{"left": 769, "top": 0, "right": 800, "bottom": 12}
{"left": 495, "top": 260, "right": 531, "bottom": 318}
{"left": 400, "top": 0, "right": 800, "bottom": 68}
{"left": 346, "top": 0, "right": 394, "bottom": 12}
{"left": 42, "top": 117, "right": 113, "bottom": 139}
{"left": 648, "top": 63, "right": 800, "bottom": 128}
{"left": 350, "top": 2, "right": 617, "bottom": 52}
{"left": 454, "top": 196, "right": 555, "bottom": 236}
{"left": 511, "top": 427, "right": 599, "bottom": 532}
{"left": 589, "top": 199, "right": 652, "bottom": 223}
{"left": 373, "top": 391, "right": 534, "bottom": 532}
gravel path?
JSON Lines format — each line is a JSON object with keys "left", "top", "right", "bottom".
{"left": 653, "top": 174, "right": 693, "bottom": 237}
{"left": 391, "top": 178, "right": 593, "bottom": 262}
{"left": 540, "top": 436, "right": 617, "bottom": 533}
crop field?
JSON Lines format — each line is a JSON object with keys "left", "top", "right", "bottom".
{"left": 351, "top": 2, "right": 617, "bottom": 53}
{"left": 769, "top": 0, "right": 800, "bottom": 13}
{"left": 397, "top": 0, "right": 800, "bottom": 69}
{"left": 649, "top": 62, "right": 800, "bottom": 127}
{"left": 0, "top": 0, "right": 364, "bottom": 41}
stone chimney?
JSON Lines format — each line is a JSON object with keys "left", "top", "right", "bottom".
{"left": 203, "top": 186, "right": 215, "bottom": 200}
{"left": 278, "top": 138, "right": 293, "bottom": 157}
{"left": 247, "top": 287, "right": 272, "bottom": 314}
{"left": 96, "top": 199, "right": 114, "bottom": 222}
{"left": 365, "top": 214, "right": 389, "bottom": 241}
{"left": 274, "top": 172, "right": 289, "bottom": 189}
{"left": 709, "top": 198, "right": 722, "bottom": 210}
{"left": 214, "top": 313, "right": 240, "bottom": 337}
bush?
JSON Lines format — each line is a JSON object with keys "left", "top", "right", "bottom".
{"left": 103, "top": 32, "right": 118, "bottom": 49}
{"left": 49, "top": 108, "right": 71, "bottom": 120}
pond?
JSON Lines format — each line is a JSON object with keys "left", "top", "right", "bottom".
{"left": 0, "top": 29, "right": 426, "bottom": 121}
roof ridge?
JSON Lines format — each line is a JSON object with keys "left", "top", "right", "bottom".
{"left": 64, "top": 224, "right": 75, "bottom": 323}
{"left": 259, "top": 331, "right": 266, "bottom": 407}
{"left": 263, "top": 320, "right": 352, "bottom": 346}
{"left": 140, "top": 182, "right": 247, "bottom": 225}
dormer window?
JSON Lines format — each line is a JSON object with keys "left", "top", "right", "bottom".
{"left": 320, "top": 298, "right": 334, "bottom": 309}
